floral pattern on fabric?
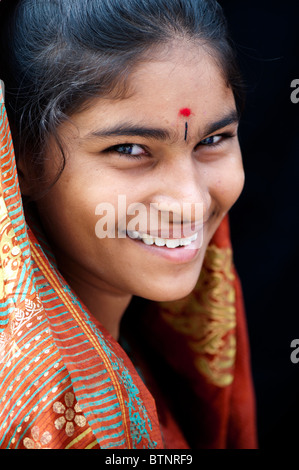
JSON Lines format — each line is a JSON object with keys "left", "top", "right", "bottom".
{"left": 53, "top": 392, "right": 86, "bottom": 437}
{"left": 23, "top": 426, "right": 52, "bottom": 449}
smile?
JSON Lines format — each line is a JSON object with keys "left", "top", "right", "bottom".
{"left": 127, "top": 230, "right": 198, "bottom": 248}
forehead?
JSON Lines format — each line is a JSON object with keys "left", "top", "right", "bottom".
{"left": 122, "top": 46, "right": 231, "bottom": 109}
{"left": 67, "top": 46, "right": 235, "bottom": 137}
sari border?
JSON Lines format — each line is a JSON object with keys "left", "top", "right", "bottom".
{"left": 29, "top": 240, "right": 132, "bottom": 449}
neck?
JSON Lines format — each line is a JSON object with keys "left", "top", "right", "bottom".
{"left": 58, "top": 266, "right": 132, "bottom": 341}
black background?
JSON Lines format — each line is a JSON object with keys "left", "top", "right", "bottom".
{"left": 219, "top": 0, "right": 299, "bottom": 447}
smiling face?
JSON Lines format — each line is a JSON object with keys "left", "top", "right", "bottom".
{"left": 30, "top": 45, "right": 244, "bottom": 307}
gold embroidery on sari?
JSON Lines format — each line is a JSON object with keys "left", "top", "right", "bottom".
{"left": 0, "top": 196, "right": 22, "bottom": 299}
{"left": 0, "top": 296, "right": 44, "bottom": 365}
{"left": 160, "top": 245, "right": 237, "bottom": 387}
{"left": 65, "top": 428, "right": 97, "bottom": 449}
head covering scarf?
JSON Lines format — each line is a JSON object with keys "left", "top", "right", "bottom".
{"left": 0, "top": 3, "right": 257, "bottom": 450}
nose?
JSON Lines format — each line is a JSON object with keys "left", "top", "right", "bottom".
{"left": 152, "top": 154, "right": 211, "bottom": 223}
{"left": 149, "top": 154, "right": 211, "bottom": 233}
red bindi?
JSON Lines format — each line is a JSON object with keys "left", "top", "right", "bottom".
{"left": 179, "top": 108, "right": 192, "bottom": 141}
{"left": 179, "top": 108, "right": 192, "bottom": 117}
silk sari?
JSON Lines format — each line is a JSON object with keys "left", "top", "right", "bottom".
{"left": 0, "top": 83, "right": 257, "bottom": 449}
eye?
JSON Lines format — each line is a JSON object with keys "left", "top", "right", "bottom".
{"left": 108, "top": 144, "right": 147, "bottom": 159}
{"left": 200, "top": 135, "right": 223, "bottom": 146}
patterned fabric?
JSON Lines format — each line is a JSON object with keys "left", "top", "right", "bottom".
{"left": 0, "top": 86, "right": 257, "bottom": 448}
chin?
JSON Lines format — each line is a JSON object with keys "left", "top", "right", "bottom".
{"left": 137, "top": 276, "right": 201, "bottom": 303}
{"left": 129, "top": 251, "right": 206, "bottom": 302}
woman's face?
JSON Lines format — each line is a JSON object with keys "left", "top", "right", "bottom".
{"left": 33, "top": 46, "right": 244, "bottom": 302}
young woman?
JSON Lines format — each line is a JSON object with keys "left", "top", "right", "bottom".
{"left": 0, "top": 0, "right": 257, "bottom": 449}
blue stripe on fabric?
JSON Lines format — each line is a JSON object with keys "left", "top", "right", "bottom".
{"left": 2, "top": 162, "right": 17, "bottom": 176}
{"left": 33, "top": 283, "right": 51, "bottom": 290}
{"left": 17, "top": 270, "right": 33, "bottom": 301}
{"left": 84, "top": 402, "right": 121, "bottom": 415}
{"left": 75, "top": 377, "right": 111, "bottom": 392}
{"left": 16, "top": 234, "right": 28, "bottom": 243}
{"left": 45, "top": 310, "right": 67, "bottom": 318}
{"left": 4, "top": 191, "right": 20, "bottom": 201}
{"left": 0, "top": 298, "right": 13, "bottom": 308}
{"left": 61, "top": 347, "right": 95, "bottom": 358}
{"left": 63, "top": 357, "right": 99, "bottom": 367}
{"left": 57, "top": 340, "right": 90, "bottom": 351}
{"left": 94, "top": 430, "right": 125, "bottom": 441}
{"left": 0, "top": 149, "right": 11, "bottom": 162}
{"left": 76, "top": 386, "right": 115, "bottom": 401}
{"left": 0, "top": 138, "right": 12, "bottom": 154}
{"left": 14, "top": 263, "right": 29, "bottom": 291}
{"left": 79, "top": 394, "right": 120, "bottom": 408}
{"left": 4, "top": 202, "right": 20, "bottom": 216}
{"left": 0, "top": 316, "right": 11, "bottom": 325}
{"left": 92, "top": 420, "right": 123, "bottom": 433}
{"left": 5, "top": 200, "right": 22, "bottom": 211}
{"left": 88, "top": 411, "right": 122, "bottom": 424}
{"left": 19, "top": 249, "right": 31, "bottom": 259}
{"left": 3, "top": 180, "right": 18, "bottom": 193}
{"left": 71, "top": 370, "right": 107, "bottom": 382}
{"left": 102, "top": 439, "right": 127, "bottom": 449}
{"left": 53, "top": 332, "right": 84, "bottom": 343}
{"left": 32, "top": 276, "right": 46, "bottom": 282}
{"left": 2, "top": 173, "right": 18, "bottom": 185}
{"left": 6, "top": 216, "right": 24, "bottom": 228}
{"left": 43, "top": 304, "right": 67, "bottom": 312}
{"left": 37, "top": 289, "right": 57, "bottom": 299}
{"left": 49, "top": 325, "right": 79, "bottom": 335}
{"left": 3, "top": 180, "right": 17, "bottom": 194}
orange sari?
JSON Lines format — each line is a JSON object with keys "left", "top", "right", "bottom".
{"left": 0, "top": 89, "right": 257, "bottom": 449}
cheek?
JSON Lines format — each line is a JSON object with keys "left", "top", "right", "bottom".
{"left": 209, "top": 158, "right": 245, "bottom": 211}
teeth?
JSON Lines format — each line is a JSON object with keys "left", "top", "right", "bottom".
{"left": 180, "top": 238, "right": 192, "bottom": 246}
{"left": 166, "top": 239, "right": 180, "bottom": 248}
{"left": 128, "top": 231, "right": 198, "bottom": 248}
{"left": 129, "top": 230, "right": 140, "bottom": 239}
{"left": 153, "top": 237, "right": 166, "bottom": 247}
{"left": 142, "top": 236, "right": 154, "bottom": 245}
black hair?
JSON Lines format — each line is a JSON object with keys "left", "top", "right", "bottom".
{"left": 0, "top": 0, "right": 244, "bottom": 195}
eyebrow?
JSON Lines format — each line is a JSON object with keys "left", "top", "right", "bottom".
{"left": 202, "top": 110, "right": 239, "bottom": 136}
{"left": 85, "top": 109, "right": 239, "bottom": 142}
